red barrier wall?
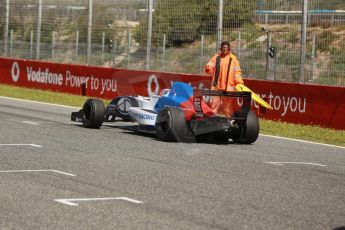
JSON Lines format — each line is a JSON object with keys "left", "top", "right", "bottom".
{"left": 244, "top": 79, "right": 345, "bottom": 130}
{"left": 0, "top": 58, "right": 344, "bottom": 130}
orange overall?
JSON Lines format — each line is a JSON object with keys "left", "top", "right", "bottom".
{"left": 204, "top": 53, "right": 244, "bottom": 116}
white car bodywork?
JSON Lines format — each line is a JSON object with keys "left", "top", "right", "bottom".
{"left": 128, "top": 92, "right": 168, "bottom": 126}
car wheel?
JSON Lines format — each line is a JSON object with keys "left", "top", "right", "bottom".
{"left": 82, "top": 99, "right": 105, "bottom": 128}
{"left": 233, "top": 110, "right": 259, "bottom": 144}
{"left": 155, "top": 107, "right": 195, "bottom": 143}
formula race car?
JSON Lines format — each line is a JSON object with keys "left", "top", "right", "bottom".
{"left": 71, "top": 82, "right": 261, "bottom": 144}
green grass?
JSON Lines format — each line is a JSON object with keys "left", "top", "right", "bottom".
{"left": 260, "top": 119, "right": 345, "bottom": 147}
{"left": 0, "top": 83, "right": 344, "bottom": 147}
{"left": 0, "top": 84, "right": 88, "bottom": 107}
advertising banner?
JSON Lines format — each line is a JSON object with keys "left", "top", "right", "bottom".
{"left": 0, "top": 58, "right": 209, "bottom": 98}
{"left": 0, "top": 58, "right": 344, "bottom": 130}
{"left": 244, "top": 79, "right": 345, "bottom": 130}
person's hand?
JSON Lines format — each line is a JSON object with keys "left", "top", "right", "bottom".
{"left": 204, "top": 65, "right": 213, "bottom": 74}
{"left": 235, "top": 83, "right": 245, "bottom": 92}
{"left": 205, "top": 65, "right": 212, "bottom": 71}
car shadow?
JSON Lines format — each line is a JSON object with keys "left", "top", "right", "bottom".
{"left": 72, "top": 123, "right": 250, "bottom": 145}
{"left": 333, "top": 227, "right": 345, "bottom": 230}
{"left": 103, "top": 123, "right": 158, "bottom": 139}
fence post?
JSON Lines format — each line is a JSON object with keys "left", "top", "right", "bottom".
{"left": 331, "top": 14, "right": 335, "bottom": 26}
{"left": 265, "top": 13, "right": 268, "bottom": 25}
{"left": 199, "top": 35, "right": 204, "bottom": 73}
{"left": 162, "top": 34, "right": 166, "bottom": 71}
{"left": 127, "top": 30, "right": 131, "bottom": 69}
{"left": 4, "top": 0, "right": 9, "bottom": 56}
{"left": 52, "top": 31, "right": 56, "bottom": 60}
{"left": 112, "top": 37, "right": 116, "bottom": 68}
{"left": 237, "top": 31, "right": 241, "bottom": 59}
{"left": 274, "top": 50, "right": 277, "bottom": 80}
{"left": 285, "top": 14, "right": 289, "bottom": 24}
{"left": 300, "top": 0, "right": 308, "bottom": 83}
{"left": 36, "top": 0, "right": 42, "bottom": 59}
{"left": 67, "top": 0, "right": 70, "bottom": 16}
{"left": 9, "top": 29, "right": 13, "bottom": 57}
{"left": 101, "top": 32, "right": 105, "bottom": 60}
{"left": 146, "top": 0, "right": 153, "bottom": 70}
{"left": 75, "top": 30, "right": 79, "bottom": 57}
{"left": 30, "top": 30, "right": 34, "bottom": 59}
{"left": 86, "top": 0, "right": 92, "bottom": 65}
{"left": 311, "top": 34, "right": 316, "bottom": 81}
{"left": 265, "top": 31, "right": 272, "bottom": 80}
{"left": 216, "top": 0, "right": 223, "bottom": 50}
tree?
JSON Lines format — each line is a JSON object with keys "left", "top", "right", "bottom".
{"left": 149, "top": 0, "right": 255, "bottom": 46}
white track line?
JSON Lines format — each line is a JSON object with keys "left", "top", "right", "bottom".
{"left": 54, "top": 197, "right": 143, "bottom": 206}
{"left": 265, "top": 162, "right": 326, "bottom": 167}
{"left": 22, "top": 121, "right": 54, "bottom": 126}
{"left": 0, "top": 144, "right": 42, "bottom": 147}
{"left": 260, "top": 134, "right": 345, "bottom": 149}
{"left": 22, "top": 121, "right": 40, "bottom": 125}
{"left": 0, "top": 169, "right": 76, "bottom": 176}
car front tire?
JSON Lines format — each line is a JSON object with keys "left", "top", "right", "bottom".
{"left": 82, "top": 99, "right": 105, "bottom": 129}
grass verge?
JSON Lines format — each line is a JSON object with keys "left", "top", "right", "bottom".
{"left": 1, "top": 83, "right": 344, "bottom": 147}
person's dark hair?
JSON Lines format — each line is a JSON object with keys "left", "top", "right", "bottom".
{"left": 220, "top": 41, "right": 230, "bottom": 48}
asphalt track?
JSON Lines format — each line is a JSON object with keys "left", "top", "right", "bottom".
{"left": 0, "top": 96, "right": 344, "bottom": 230}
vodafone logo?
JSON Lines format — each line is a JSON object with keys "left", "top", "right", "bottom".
{"left": 11, "top": 62, "right": 20, "bottom": 82}
{"left": 147, "top": 75, "right": 159, "bottom": 96}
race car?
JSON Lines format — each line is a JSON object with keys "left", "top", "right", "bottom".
{"left": 71, "top": 82, "right": 260, "bottom": 144}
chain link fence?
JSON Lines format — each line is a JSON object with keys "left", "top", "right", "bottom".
{"left": 1, "top": 0, "right": 344, "bottom": 86}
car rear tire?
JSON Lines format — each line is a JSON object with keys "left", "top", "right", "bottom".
{"left": 155, "top": 107, "right": 195, "bottom": 143}
{"left": 82, "top": 99, "right": 105, "bottom": 128}
{"left": 234, "top": 110, "right": 259, "bottom": 144}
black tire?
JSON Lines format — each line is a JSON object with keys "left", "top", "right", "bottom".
{"left": 113, "top": 97, "right": 138, "bottom": 121}
{"left": 234, "top": 111, "right": 259, "bottom": 144}
{"left": 155, "top": 107, "right": 195, "bottom": 143}
{"left": 82, "top": 99, "right": 105, "bottom": 129}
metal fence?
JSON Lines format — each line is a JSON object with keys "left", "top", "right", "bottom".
{"left": 1, "top": 0, "right": 344, "bottom": 86}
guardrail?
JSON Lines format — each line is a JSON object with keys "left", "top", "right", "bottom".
{"left": 256, "top": 10, "right": 345, "bottom": 25}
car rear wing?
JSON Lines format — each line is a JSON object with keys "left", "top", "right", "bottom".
{"left": 193, "top": 89, "right": 252, "bottom": 119}
{"left": 201, "top": 89, "right": 251, "bottom": 99}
